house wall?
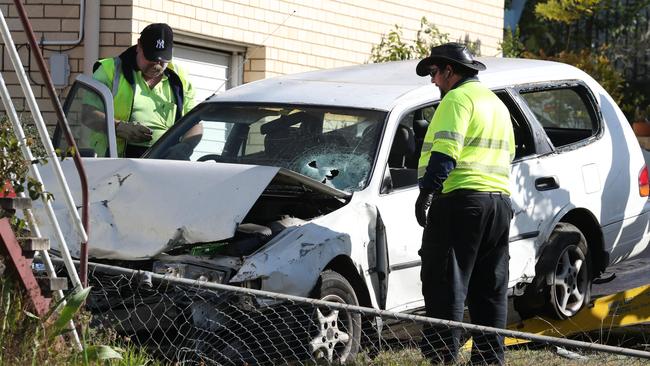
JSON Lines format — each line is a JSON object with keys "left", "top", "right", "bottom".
{"left": 0, "top": 0, "right": 504, "bottom": 125}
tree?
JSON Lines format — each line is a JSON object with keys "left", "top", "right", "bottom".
{"left": 369, "top": 17, "right": 480, "bottom": 63}
{"left": 508, "top": 0, "right": 650, "bottom": 118}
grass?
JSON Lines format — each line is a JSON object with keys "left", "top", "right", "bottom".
{"left": 344, "top": 346, "right": 648, "bottom": 366}
{"left": 0, "top": 272, "right": 160, "bottom": 365}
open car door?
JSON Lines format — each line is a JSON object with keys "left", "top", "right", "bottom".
{"left": 53, "top": 74, "right": 118, "bottom": 158}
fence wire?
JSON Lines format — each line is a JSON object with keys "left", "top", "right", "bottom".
{"left": 67, "top": 261, "right": 650, "bottom": 365}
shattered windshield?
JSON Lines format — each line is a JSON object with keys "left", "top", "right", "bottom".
{"left": 148, "top": 104, "right": 386, "bottom": 192}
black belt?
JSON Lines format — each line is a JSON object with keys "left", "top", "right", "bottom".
{"left": 441, "top": 189, "right": 509, "bottom": 198}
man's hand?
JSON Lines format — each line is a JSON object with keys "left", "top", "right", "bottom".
{"left": 415, "top": 189, "right": 435, "bottom": 227}
{"left": 115, "top": 121, "right": 153, "bottom": 142}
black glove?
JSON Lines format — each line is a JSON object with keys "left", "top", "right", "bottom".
{"left": 415, "top": 189, "right": 435, "bottom": 227}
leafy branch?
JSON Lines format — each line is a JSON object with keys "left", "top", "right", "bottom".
{"left": 369, "top": 17, "right": 481, "bottom": 63}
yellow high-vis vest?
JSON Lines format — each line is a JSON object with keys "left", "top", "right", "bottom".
{"left": 88, "top": 57, "right": 191, "bottom": 157}
{"left": 418, "top": 80, "right": 515, "bottom": 195}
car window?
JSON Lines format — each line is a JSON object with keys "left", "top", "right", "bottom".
{"left": 56, "top": 80, "right": 112, "bottom": 157}
{"left": 519, "top": 86, "right": 598, "bottom": 148}
{"left": 149, "top": 104, "right": 386, "bottom": 192}
{"left": 495, "top": 91, "right": 535, "bottom": 159}
{"left": 384, "top": 107, "right": 435, "bottom": 191}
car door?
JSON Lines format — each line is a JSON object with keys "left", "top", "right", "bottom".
{"left": 497, "top": 89, "right": 558, "bottom": 286}
{"left": 53, "top": 74, "right": 117, "bottom": 157}
{"left": 374, "top": 106, "right": 434, "bottom": 312}
{"left": 508, "top": 82, "right": 605, "bottom": 278}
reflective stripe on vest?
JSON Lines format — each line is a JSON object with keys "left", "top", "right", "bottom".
{"left": 89, "top": 57, "right": 188, "bottom": 157}
{"left": 417, "top": 81, "right": 514, "bottom": 194}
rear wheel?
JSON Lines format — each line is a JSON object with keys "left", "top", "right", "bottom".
{"left": 515, "top": 223, "right": 592, "bottom": 319}
{"left": 310, "top": 270, "right": 361, "bottom": 363}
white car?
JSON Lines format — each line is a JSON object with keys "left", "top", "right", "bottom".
{"left": 45, "top": 57, "right": 650, "bottom": 361}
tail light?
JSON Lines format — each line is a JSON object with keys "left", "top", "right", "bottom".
{"left": 639, "top": 165, "right": 649, "bottom": 197}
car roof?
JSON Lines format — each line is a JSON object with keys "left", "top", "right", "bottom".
{"left": 207, "top": 57, "right": 586, "bottom": 111}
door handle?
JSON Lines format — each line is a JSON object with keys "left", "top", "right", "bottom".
{"left": 535, "top": 176, "right": 559, "bottom": 191}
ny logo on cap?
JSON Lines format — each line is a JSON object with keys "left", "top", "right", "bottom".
{"left": 155, "top": 39, "right": 165, "bottom": 49}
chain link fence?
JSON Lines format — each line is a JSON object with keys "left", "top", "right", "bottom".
{"left": 61, "top": 260, "right": 650, "bottom": 365}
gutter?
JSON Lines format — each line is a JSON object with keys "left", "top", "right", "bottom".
{"left": 82, "top": 0, "right": 99, "bottom": 75}
{"left": 40, "top": 0, "right": 85, "bottom": 46}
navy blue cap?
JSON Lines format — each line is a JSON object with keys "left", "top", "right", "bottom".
{"left": 140, "top": 23, "right": 173, "bottom": 62}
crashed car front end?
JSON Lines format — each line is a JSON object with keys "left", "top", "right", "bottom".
{"left": 36, "top": 103, "right": 386, "bottom": 294}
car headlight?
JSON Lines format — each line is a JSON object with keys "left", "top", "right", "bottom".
{"left": 152, "top": 262, "right": 228, "bottom": 284}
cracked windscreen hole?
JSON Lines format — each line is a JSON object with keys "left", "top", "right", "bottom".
{"left": 291, "top": 146, "right": 371, "bottom": 190}
{"left": 326, "top": 169, "right": 339, "bottom": 179}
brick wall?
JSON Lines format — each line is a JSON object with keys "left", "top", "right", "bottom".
{"left": 0, "top": 0, "right": 133, "bottom": 125}
{"left": 0, "top": 0, "right": 504, "bottom": 125}
{"left": 132, "top": 0, "right": 504, "bottom": 80}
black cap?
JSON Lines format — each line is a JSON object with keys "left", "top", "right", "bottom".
{"left": 139, "top": 23, "right": 173, "bottom": 62}
{"left": 416, "top": 42, "right": 486, "bottom": 77}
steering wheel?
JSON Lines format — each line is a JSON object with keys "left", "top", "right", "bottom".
{"left": 197, "top": 154, "right": 239, "bottom": 163}
{"left": 197, "top": 154, "right": 224, "bottom": 162}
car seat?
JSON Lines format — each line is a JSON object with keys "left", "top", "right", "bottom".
{"left": 388, "top": 125, "right": 418, "bottom": 188}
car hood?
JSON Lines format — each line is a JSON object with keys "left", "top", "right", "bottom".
{"left": 34, "top": 158, "right": 350, "bottom": 260}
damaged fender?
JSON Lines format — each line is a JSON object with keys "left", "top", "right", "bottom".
{"left": 231, "top": 202, "right": 378, "bottom": 299}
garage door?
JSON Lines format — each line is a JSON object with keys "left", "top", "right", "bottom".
{"left": 173, "top": 44, "right": 230, "bottom": 104}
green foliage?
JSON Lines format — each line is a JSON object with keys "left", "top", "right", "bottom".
{"left": 526, "top": 47, "right": 624, "bottom": 105}
{"left": 369, "top": 17, "right": 481, "bottom": 63}
{"left": 535, "top": 0, "right": 603, "bottom": 24}
{"left": 500, "top": 27, "right": 525, "bottom": 57}
{"left": 0, "top": 275, "right": 160, "bottom": 365}
{"left": 0, "top": 116, "right": 51, "bottom": 232}
{"left": 49, "top": 287, "right": 92, "bottom": 343}
{"left": 509, "top": 0, "right": 650, "bottom": 120}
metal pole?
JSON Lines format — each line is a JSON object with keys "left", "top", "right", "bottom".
{"left": 11, "top": 0, "right": 90, "bottom": 286}
{"left": 0, "top": 71, "right": 82, "bottom": 351}
{"left": 0, "top": 5, "right": 82, "bottom": 289}
{"left": 40, "top": 0, "right": 85, "bottom": 46}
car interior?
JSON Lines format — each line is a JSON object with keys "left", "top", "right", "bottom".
{"left": 384, "top": 92, "right": 538, "bottom": 192}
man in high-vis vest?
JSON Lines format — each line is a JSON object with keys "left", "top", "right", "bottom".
{"left": 414, "top": 43, "right": 515, "bottom": 365}
{"left": 85, "top": 23, "right": 197, "bottom": 157}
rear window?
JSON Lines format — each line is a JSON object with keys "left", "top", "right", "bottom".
{"left": 519, "top": 85, "right": 598, "bottom": 148}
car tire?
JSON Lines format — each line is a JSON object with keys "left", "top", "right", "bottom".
{"left": 310, "top": 270, "right": 362, "bottom": 363}
{"left": 515, "top": 223, "right": 592, "bottom": 320}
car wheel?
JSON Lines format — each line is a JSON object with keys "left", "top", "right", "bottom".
{"left": 310, "top": 270, "right": 361, "bottom": 363}
{"left": 515, "top": 223, "right": 591, "bottom": 320}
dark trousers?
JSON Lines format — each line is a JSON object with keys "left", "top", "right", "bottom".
{"left": 419, "top": 191, "right": 512, "bottom": 365}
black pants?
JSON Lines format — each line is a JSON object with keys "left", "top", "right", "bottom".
{"left": 419, "top": 190, "right": 512, "bottom": 365}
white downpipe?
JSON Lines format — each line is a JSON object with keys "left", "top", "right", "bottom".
{"left": 0, "top": 10, "right": 84, "bottom": 288}
{"left": 82, "top": 0, "right": 99, "bottom": 76}
{"left": 0, "top": 72, "right": 82, "bottom": 350}
{"left": 41, "top": 0, "right": 85, "bottom": 46}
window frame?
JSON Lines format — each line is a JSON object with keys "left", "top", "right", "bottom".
{"left": 54, "top": 74, "right": 117, "bottom": 157}
{"left": 513, "top": 80, "right": 604, "bottom": 153}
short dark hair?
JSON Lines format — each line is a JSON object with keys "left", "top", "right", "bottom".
{"left": 434, "top": 61, "right": 478, "bottom": 78}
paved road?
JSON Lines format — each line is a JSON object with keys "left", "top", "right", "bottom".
{"left": 592, "top": 249, "right": 650, "bottom": 298}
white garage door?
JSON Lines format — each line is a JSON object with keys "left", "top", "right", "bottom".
{"left": 172, "top": 44, "right": 238, "bottom": 159}
{"left": 173, "top": 44, "right": 230, "bottom": 104}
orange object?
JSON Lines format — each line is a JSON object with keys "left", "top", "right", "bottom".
{"left": 632, "top": 121, "right": 650, "bottom": 136}
{"left": 0, "top": 181, "right": 16, "bottom": 198}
